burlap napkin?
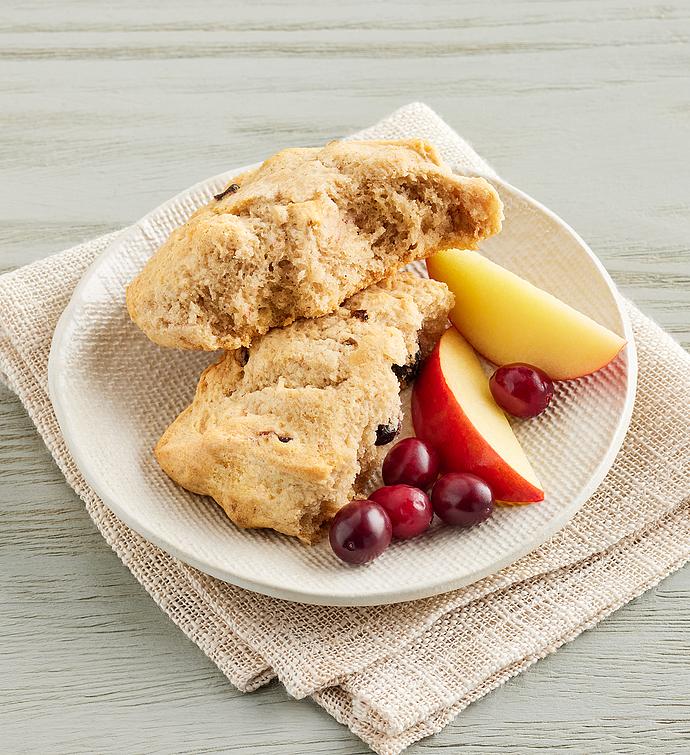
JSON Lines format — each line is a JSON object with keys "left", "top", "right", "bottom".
{"left": 1, "top": 103, "right": 688, "bottom": 755}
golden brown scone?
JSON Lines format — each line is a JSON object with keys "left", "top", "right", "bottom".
{"left": 127, "top": 139, "right": 501, "bottom": 350}
{"left": 154, "top": 273, "right": 453, "bottom": 543}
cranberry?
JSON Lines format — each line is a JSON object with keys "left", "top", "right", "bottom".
{"left": 369, "top": 485, "right": 433, "bottom": 539}
{"left": 382, "top": 438, "right": 439, "bottom": 489}
{"left": 329, "top": 499, "right": 392, "bottom": 564}
{"left": 431, "top": 473, "right": 494, "bottom": 527}
{"left": 489, "top": 363, "right": 554, "bottom": 419}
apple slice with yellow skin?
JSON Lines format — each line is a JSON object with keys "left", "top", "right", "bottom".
{"left": 412, "top": 327, "right": 544, "bottom": 503}
{"left": 427, "top": 249, "right": 626, "bottom": 380}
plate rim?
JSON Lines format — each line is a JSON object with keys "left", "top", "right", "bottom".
{"left": 48, "top": 172, "right": 638, "bottom": 606}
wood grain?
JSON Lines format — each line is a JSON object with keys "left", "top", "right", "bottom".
{"left": 1, "top": 1, "right": 688, "bottom": 752}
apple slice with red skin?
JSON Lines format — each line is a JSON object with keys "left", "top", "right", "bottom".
{"left": 412, "top": 327, "right": 544, "bottom": 504}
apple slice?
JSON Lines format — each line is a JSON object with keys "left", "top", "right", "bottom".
{"left": 427, "top": 249, "right": 626, "bottom": 380}
{"left": 412, "top": 327, "right": 544, "bottom": 503}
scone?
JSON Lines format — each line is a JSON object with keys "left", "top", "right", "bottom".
{"left": 127, "top": 139, "right": 501, "bottom": 351}
{"left": 154, "top": 272, "right": 453, "bottom": 543}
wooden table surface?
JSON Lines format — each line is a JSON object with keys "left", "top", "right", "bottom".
{"left": 2, "top": 2, "right": 689, "bottom": 753}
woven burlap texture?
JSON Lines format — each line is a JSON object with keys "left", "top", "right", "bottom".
{"left": 0, "top": 104, "right": 688, "bottom": 755}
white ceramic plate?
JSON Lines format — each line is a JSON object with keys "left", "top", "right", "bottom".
{"left": 49, "top": 165, "right": 637, "bottom": 606}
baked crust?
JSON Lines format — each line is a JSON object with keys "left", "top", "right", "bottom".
{"left": 127, "top": 139, "right": 501, "bottom": 351}
{"left": 154, "top": 273, "right": 454, "bottom": 542}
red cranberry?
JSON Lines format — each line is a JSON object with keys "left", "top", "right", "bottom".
{"left": 489, "top": 363, "right": 554, "bottom": 419}
{"left": 369, "top": 485, "right": 433, "bottom": 539}
{"left": 329, "top": 499, "right": 392, "bottom": 564}
{"left": 382, "top": 438, "right": 439, "bottom": 489}
{"left": 431, "top": 473, "right": 495, "bottom": 527}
